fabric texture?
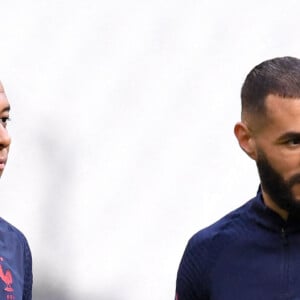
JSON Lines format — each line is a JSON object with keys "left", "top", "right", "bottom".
{"left": 0, "top": 217, "right": 32, "bottom": 300}
{"left": 176, "top": 189, "right": 300, "bottom": 300}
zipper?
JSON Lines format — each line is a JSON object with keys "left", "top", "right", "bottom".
{"left": 281, "top": 227, "right": 288, "bottom": 246}
{"left": 281, "top": 227, "right": 289, "bottom": 298}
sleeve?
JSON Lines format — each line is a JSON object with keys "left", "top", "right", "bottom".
{"left": 22, "top": 237, "right": 33, "bottom": 300}
{"left": 175, "top": 237, "right": 210, "bottom": 300}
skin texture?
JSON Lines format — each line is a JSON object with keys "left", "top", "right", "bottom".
{"left": 235, "top": 94, "right": 300, "bottom": 220}
{"left": 0, "top": 82, "right": 11, "bottom": 177}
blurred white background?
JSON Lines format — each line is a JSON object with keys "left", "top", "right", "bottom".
{"left": 0, "top": 0, "right": 298, "bottom": 299}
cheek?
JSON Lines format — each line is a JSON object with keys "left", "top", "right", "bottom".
{"left": 291, "top": 184, "right": 300, "bottom": 196}
{"left": 276, "top": 155, "right": 300, "bottom": 180}
{"left": 263, "top": 150, "right": 300, "bottom": 180}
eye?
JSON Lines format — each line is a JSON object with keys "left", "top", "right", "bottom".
{"left": 0, "top": 117, "right": 10, "bottom": 128}
{"left": 287, "top": 137, "right": 300, "bottom": 146}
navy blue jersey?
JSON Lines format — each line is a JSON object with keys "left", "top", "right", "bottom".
{"left": 0, "top": 218, "right": 32, "bottom": 300}
{"left": 176, "top": 189, "right": 300, "bottom": 300}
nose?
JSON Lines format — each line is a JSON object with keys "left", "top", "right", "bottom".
{"left": 0, "top": 125, "right": 11, "bottom": 149}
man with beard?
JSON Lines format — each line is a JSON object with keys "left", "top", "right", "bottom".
{"left": 0, "top": 82, "right": 32, "bottom": 299}
{"left": 175, "top": 56, "right": 300, "bottom": 300}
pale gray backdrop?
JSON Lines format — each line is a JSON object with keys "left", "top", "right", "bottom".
{"left": 0, "top": 0, "right": 298, "bottom": 299}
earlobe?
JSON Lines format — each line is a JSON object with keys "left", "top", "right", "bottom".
{"left": 234, "top": 122, "right": 257, "bottom": 160}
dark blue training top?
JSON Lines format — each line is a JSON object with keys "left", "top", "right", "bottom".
{"left": 0, "top": 217, "right": 32, "bottom": 300}
{"left": 176, "top": 189, "right": 300, "bottom": 300}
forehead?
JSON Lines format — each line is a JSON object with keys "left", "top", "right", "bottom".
{"left": 265, "top": 94, "right": 300, "bottom": 119}
{"left": 0, "top": 83, "right": 10, "bottom": 111}
{"left": 263, "top": 94, "right": 300, "bottom": 131}
{"left": 0, "top": 82, "right": 4, "bottom": 93}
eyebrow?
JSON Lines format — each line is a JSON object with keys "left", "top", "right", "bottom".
{"left": 0, "top": 105, "right": 10, "bottom": 113}
{"left": 277, "top": 131, "right": 300, "bottom": 141}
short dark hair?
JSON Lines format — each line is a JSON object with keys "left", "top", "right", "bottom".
{"left": 241, "top": 56, "right": 300, "bottom": 119}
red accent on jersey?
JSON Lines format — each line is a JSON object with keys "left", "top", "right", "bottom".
{"left": 0, "top": 264, "right": 13, "bottom": 292}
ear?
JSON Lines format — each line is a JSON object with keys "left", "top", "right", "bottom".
{"left": 234, "top": 122, "right": 257, "bottom": 160}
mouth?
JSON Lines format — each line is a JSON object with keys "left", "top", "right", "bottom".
{"left": 0, "top": 158, "right": 7, "bottom": 171}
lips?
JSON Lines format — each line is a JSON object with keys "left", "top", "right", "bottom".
{"left": 0, "top": 158, "right": 7, "bottom": 171}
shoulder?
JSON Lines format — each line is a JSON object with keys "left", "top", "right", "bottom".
{"left": 0, "top": 218, "right": 33, "bottom": 299}
{"left": 0, "top": 217, "right": 30, "bottom": 249}
{"left": 193, "top": 199, "right": 251, "bottom": 238}
{"left": 176, "top": 199, "right": 254, "bottom": 299}
{"left": 186, "top": 199, "right": 253, "bottom": 260}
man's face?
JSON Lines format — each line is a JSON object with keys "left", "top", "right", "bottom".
{"left": 0, "top": 83, "right": 11, "bottom": 177}
{"left": 256, "top": 148, "right": 300, "bottom": 216}
{"left": 253, "top": 94, "right": 300, "bottom": 215}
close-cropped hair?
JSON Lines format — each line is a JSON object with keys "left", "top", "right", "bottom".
{"left": 241, "top": 56, "right": 300, "bottom": 119}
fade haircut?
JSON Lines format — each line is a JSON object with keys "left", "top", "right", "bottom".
{"left": 241, "top": 56, "right": 300, "bottom": 123}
